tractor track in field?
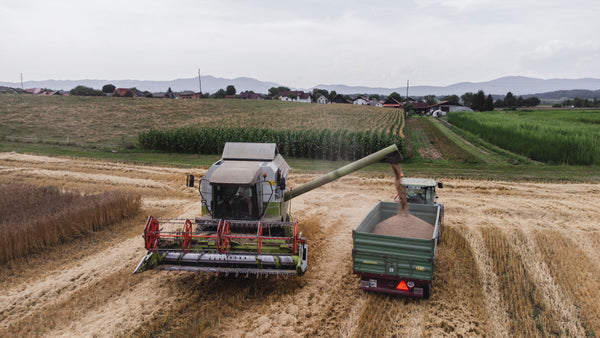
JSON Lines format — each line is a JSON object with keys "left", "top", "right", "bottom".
{"left": 1, "top": 153, "right": 599, "bottom": 337}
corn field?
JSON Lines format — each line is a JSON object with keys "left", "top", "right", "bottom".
{"left": 447, "top": 110, "right": 600, "bottom": 165}
{"left": 0, "top": 183, "right": 141, "bottom": 263}
{"left": 138, "top": 127, "right": 405, "bottom": 161}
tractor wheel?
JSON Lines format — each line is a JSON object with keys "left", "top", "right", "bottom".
{"left": 423, "top": 284, "right": 431, "bottom": 300}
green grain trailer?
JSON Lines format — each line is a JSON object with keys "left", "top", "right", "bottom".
{"left": 352, "top": 201, "right": 441, "bottom": 298}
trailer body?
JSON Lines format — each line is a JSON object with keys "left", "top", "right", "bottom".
{"left": 352, "top": 201, "right": 441, "bottom": 298}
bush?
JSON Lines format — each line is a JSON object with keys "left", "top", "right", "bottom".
{"left": 70, "top": 85, "right": 104, "bottom": 96}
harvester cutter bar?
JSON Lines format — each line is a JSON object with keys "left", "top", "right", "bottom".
{"left": 156, "top": 265, "right": 298, "bottom": 276}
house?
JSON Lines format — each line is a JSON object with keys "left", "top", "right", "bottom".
{"left": 239, "top": 92, "right": 263, "bottom": 100}
{"left": 369, "top": 99, "right": 383, "bottom": 107}
{"left": 24, "top": 88, "right": 43, "bottom": 95}
{"left": 382, "top": 97, "right": 402, "bottom": 108}
{"left": 179, "top": 90, "right": 201, "bottom": 99}
{"left": 280, "top": 91, "right": 312, "bottom": 103}
{"left": 114, "top": 88, "right": 144, "bottom": 97}
{"left": 353, "top": 96, "right": 369, "bottom": 105}
{"left": 330, "top": 94, "right": 350, "bottom": 104}
{"left": 316, "top": 94, "right": 329, "bottom": 104}
{"left": 412, "top": 101, "right": 430, "bottom": 115}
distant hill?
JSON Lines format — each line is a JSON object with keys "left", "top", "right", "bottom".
{"left": 0, "top": 75, "right": 280, "bottom": 94}
{"left": 313, "top": 76, "right": 600, "bottom": 97}
{"left": 2, "top": 75, "right": 600, "bottom": 97}
{"left": 524, "top": 89, "right": 600, "bottom": 101}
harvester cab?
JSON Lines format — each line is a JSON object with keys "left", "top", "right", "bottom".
{"left": 133, "top": 142, "right": 402, "bottom": 277}
{"left": 199, "top": 142, "right": 291, "bottom": 222}
{"left": 397, "top": 178, "right": 443, "bottom": 205}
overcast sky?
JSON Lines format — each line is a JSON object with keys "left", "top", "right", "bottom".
{"left": 2, "top": 0, "right": 599, "bottom": 88}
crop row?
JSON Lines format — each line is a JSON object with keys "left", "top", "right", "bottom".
{"left": 0, "top": 183, "right": 141, "bottom": 263}
{"left": 138, "top": 127, "right": 405, "bottom": 161}
{"left": 447, "top": 111, "right": 600, "bottom": 165}
{"left": 418, "top": 117, "right": 480, "bottom": 163}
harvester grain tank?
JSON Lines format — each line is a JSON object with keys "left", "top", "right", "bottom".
{"left": 134, "top": 142, "right": 402, "bottom": 276}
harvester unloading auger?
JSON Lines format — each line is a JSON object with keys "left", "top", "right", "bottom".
{"left": 133, "top": 142, "right": 402, "bottom": 276}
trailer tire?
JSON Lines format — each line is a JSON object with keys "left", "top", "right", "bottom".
{"left": 423, "top": 284, "right": 431, "bottom": 299}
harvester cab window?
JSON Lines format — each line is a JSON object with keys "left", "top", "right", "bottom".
{"left": 406, "top": 186, "right": 427, "bottom": 204}
{"left": 212, "top": 184, "right": 258, "bottom": 220}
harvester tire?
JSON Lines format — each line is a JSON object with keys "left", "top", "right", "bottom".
{"left": 423, "top": 284, "right": 431, "bottom": 300}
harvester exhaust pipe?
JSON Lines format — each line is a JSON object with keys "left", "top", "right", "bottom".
{"left": 284, "top": 144, "right": 402, "bottom": 201}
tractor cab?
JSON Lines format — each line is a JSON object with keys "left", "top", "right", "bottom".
{"left": 400, "top": 178, "right": 443, "bottom": 205}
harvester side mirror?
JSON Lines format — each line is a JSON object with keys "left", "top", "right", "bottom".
{"left": 186, "top": 174, "right": 195, "bottom": 187}
{"left": 437, "top": 182, "right": 443, "bottom": 189}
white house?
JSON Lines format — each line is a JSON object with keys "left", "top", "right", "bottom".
{"left": 353, "top": 96, "right": 369, "bottom": 105}
{"left": 280, "top": 91, "right": 312, "bottom": 103}
{"left": 316, "top": 94, "right": 329, "bottom": 104}
{"left": 369, "top": 99, "right": 383, "bottom": 107}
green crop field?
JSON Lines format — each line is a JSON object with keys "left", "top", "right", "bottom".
{"left": 0, "top": 94, "right": 598, "bottom": 182}
{"left": 447, "top": 110, "right": 600, "bottom": 165}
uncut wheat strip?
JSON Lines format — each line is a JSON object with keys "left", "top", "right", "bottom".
{"left": 510, "top": 228, "right": 585, "bottom": 336}
{"left": 463, "top": 227, "right": 510, "bottom": 338}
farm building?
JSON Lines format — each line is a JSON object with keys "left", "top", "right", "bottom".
{"left": 382, "top": 97, "right": 402, "bottom": 108}
{"left": 429, "top": 101, "right": 473, "bottom": 113}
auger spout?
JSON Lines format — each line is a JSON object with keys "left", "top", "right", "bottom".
{"left": 284, "top": 144, "right": 402, "bottom": 201}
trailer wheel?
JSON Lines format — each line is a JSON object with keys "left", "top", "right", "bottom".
{"left": 423, "top": 284, "right": 431, "bottom": 299}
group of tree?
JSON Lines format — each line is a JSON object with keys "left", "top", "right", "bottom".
{"left": 494, "top": 92, "right": 540, "bottom": 108}
{"left": 460, "top": 90, "right": 495, "bottom": 111}
{"left": 70, "top": 85, "right": 104, "bottom": 96}
{"left": 558, "top": 97, "right": 600, "bottom": 108}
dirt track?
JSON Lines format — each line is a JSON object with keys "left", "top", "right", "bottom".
{"left": 1, "top": 152, "right": 599, "bottom": 337}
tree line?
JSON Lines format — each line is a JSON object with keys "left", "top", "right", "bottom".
{"left": 67, "top": 84, "right": 544, "bottom": 111}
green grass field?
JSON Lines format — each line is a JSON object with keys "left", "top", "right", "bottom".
{"left": 1, "top": 94, "right": 598, "bottom": 182}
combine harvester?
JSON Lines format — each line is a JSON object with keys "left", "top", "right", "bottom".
{"left": 134, "top": 142, "right": 402, "bottom": 277}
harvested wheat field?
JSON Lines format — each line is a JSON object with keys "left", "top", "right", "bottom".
{"left": 1, "top": 152, "right": 599, "bottom": 337}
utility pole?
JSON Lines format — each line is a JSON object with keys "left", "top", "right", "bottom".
{"left": 20, "top": 73, "right": 24, "bottom": 92}
{"left": 198, "top": 68, "right": 202, "bottom": 99}
{"left": 406, "top": 79, "right": 409, "bottom": 101}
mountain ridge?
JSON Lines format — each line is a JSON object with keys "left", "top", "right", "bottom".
{"left": 2, "top": 75, "right": 600, "bottom": 97}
